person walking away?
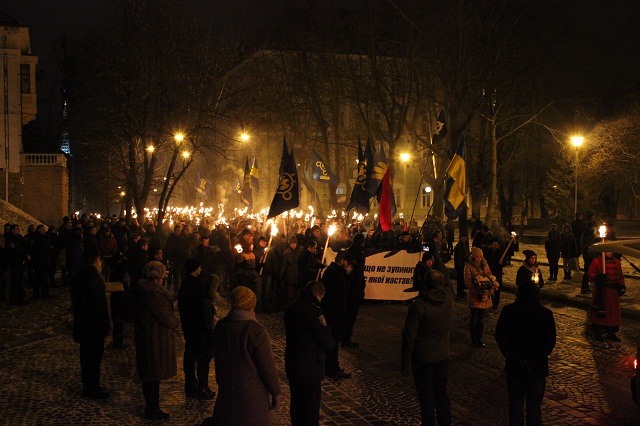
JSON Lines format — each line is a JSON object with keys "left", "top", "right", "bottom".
{"left": 484, "top": 237, "right": 504, "bottom": 311}
{"left": 496, "top": 282, "right": 556, "bottom": 426}
{"left": 464, "top": 248, "right": 499, "bottom": 348}
{"left": 7, "top": 224, "right": 29, "bottom": 305}
{"left": 516, "top": 250, "right": 545, "bottom": 289}
{"left": 30, "top": 225, "right": 52, "bottom": 299}
{"left": 284, "top": 281, "right": 334, "bottom": 426}
{"left": 587, "top": 251, "right": 625, "bottom": 341}
{"left": 71, "top": 249, "right": 111, "bottom": 399}
{"left": 402, "top": 270, "right": 454, "bottom": 426}
{"left": 560, "top": 224, "right": 578, "bottom": 280}
{"left": 544, "top": 224, "right": 562, "bottom": 281}
{"left": 134, "top": 261, "right": 179, "bottom": 420}
{"left": 177, "top": 258, "right": 216, "bottom": 400}
{"left": 321, "top": 255, "right": 356, "bottom": 378}
{"left": 211, "top": 286, "right": 282, "bottom": 425}
{"left": 281, "top": 236, "right": 302, "bottom": 305}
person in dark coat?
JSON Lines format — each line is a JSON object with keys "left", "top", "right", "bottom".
{"left": 7, "top": 224, "right": 29, "bottom": 305}
{"left": 71, "top": 249, "right": 111, "bottom": 399}
{"left": 177, "top": 258, "right": 216, "bottom": 400}
{"left": 453, "top": 234, "right": 470, "bottom": 297}
{"left": 212, "top": 286, "right": 282, "bottom": 426}
{"left": 560, "top": 224, "right": 579, "bottom": 280}
{"left": 495, "top": 281, "right": 556, "bottom": 426}
{"left": 402, "top": 270, "right": 454, "bottom": 426}
{"left": 484, "top": 238, "right": 504, "bottom": 310}
{"left": 320, "top": 256, "right": 356, "bottom": 379}
{"left": 134, "top": 261, "right": 179, "bottom": 420}
{"left": 580, "top": 222, "right": 599, "bottom": 294}
{"left": 297, "top": 240, "right": 325, "bottom": 291}
{"left": 516, "top": 250, "right": 544, "bottom": 289}
{"left": 544, "top": 224, "right": 562, "bottom": 281}
{"left": 30, "top": 225, "right": 52, "bottom": 299}
{"left": 284, "top": 281, "right": 334, "bottom": 426}
{"left": 281, "top": 236, "right": 302, "bottom": 304}
{"left": 342, "top": 234, "right": 366, "bottom": 348}
{"left": 126, "top": 238, "right": 150, "bottom": 294}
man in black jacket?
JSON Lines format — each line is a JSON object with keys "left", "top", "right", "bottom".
{"left": 284, "top": 281, "right": 334, "bottom": 426}
{"left": 321, "top": 256, "right": 356, "bottom": 379}
{"left": 402, "top": 270, "right": 454, "bottom": 426}
{"left": 178, "top": 258, "right": 216, "bottom": 400}
{"left": 495, "top": 281, "right": 556, "bottom": 426}
{"left": 71, "top": 249, "right": 111, "bottom": 399}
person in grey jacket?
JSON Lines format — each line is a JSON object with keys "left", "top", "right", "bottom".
{"left": 402, "top": 270, "right": 454, "bottom": 426}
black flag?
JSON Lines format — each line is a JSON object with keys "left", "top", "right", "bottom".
{"left": 346, "top": 137, "right": 375, "bottom": 213}
{"left": 312, "top": 150, "right": 339, "bottom": 184}
{"left": 432, "top": 109, "right": 447, "bottom": 143}
{"left": 279, "top": 136, "right": 290, "bottom": 177}
{"left": 240, "top": 157, "right": 252, "bottom": 208}
{"left": 268, "top": 150, "right": 300, "bottom": 218}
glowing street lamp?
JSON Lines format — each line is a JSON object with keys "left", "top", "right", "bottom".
{"left": 571, "top": 136, "right": 584, "bottom": 217}
{"left": 174, "top": 133, "right": 185, "bottom": 143}
{"left": 240, "top": 133, "right": 250, "bottom": 142}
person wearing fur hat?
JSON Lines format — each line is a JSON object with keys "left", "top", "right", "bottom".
{"left": 211, "top": 286, "right": 282, "bottom": 425}
{"left": 516, "top": 250, "right": 545, "bottom": 289}
{"left": 464, "top": 248, "right": 499, "bottom": 348}
{"left": 177, "top": 258, "right": 216, "bottom": 400}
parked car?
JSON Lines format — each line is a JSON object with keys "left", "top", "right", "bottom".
{"left": 589, "top": 238, "right": 640, "bottom": 406}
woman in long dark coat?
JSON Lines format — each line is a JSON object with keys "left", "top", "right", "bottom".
{"left": 212, "top": 286, "right": 282, "bottom": 425}
{"left": 134, "top": 261, "right": 179, "bottom": 421}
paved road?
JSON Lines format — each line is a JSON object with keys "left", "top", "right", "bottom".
{"left": 2, "top": 259, "right": 640, "bottom": 425}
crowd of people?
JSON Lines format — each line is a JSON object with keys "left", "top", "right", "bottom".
{"left": 0, "top": 210, "right": 626, "bottom": 425}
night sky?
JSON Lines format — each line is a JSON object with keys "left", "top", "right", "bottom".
{"left": 2, "top": 0, "right": 639, "bottom": 103}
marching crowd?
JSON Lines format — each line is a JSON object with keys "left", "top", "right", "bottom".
{"left": 0, "top": 210, "right": 625, "bottom": 425}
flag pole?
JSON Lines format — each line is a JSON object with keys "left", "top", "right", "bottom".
{"left": 408, "top": 150, "right": 433, "bottom": 232}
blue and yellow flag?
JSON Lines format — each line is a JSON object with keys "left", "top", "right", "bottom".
{"left": 312, "top": 150, "right": 339, "bottom": 184}
{"left": 195, "top": 171, "right": 211, "bottom": 198}
{"left": 443, "top": 137, "right": 466, "bottom": 218}
{"left": 250, "top": 157, "right": 260, "bottom": 192}
{"left": 241, "top": 157, "right": 252, "bottom": 208}
{"left": 268, "top": 150, "right": 299, "bottom": 218}
{"left": 364, "top": 141, "right": 388, "bottom": 196}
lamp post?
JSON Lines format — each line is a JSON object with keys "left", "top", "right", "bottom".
{"left": 400, "top": 153, "right": 410, "bottom": 211}
{"left": 571, "top": 136, "right": 584, "bottom": 217}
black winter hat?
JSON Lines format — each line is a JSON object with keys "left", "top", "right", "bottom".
{"left": 184, "top": 258, "right": 201, "bottom": 274}
{"left": 523, "top": 249, "right": 537, "bottom": 260}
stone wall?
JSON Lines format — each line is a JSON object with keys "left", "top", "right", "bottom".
{"left": 19, "top": 154, "right": 69, "bottom": 226}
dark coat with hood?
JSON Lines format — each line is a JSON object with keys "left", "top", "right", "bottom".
{"left": 320, "top": 262, "right": 349, "bottom": 333}
{"left": 495, "top": 285, "right": 556, "bottom": 378}
{"left": 284, "top": 288, "right": 334, "bottom": 383}
{"left": 134, "top": 278, "right": 179, "bottom": 381}
{"left": 401, "top": 274, "right": 454, "bottom": 370}
{"left": 213, "top": 309, "right": 281, "bottom": 426}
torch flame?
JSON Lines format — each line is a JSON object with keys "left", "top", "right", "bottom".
{"left": 598, "top": 225, "right": 607, "bottom": 239}
{"left": 234, "top": 244, "right": 243, "bottom": 253}
{"left": 271, "top": 224, "right": 279, "bottom": 236}
{"left": 328, "top": 224, "right": 338, "bottom": 237}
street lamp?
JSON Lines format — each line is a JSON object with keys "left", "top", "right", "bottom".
{"left": 571, "top": 136, "right": 584, "bottom": 217}
{"left": 400, "top": 153, "right": 410, "bottom": 210}
{"left": 240, "top": 132, "right": 250, "bottom": 142}
{"left": 174, "top": 133, "right": 184, "bottom": 143}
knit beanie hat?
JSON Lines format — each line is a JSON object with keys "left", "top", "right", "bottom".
{"left": 523, "top": 249, "right": 537, "bottom": 260}
{"left": 229, "top": 286, "right": 257, "bottom": 311}
{"left": 184, "top": 258, "right": 201, "bottom": 274}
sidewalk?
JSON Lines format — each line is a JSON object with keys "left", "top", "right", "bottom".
{"left": 502, "top": 242, "right": 640, "bottom": 321}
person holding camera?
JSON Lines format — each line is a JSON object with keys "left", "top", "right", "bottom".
{"left": 464, "top": 248, "right": 499, "bottom": 348}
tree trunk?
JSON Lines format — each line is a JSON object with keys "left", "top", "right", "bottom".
{"left": 485, "top": 119, "right": 499, "bottom": 225}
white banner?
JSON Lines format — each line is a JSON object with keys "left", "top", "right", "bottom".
{"left": 324, "top": 249, "right": 421, "bottom": 301}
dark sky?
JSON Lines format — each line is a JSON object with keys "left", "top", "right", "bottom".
{"left": 2, "top": 0, "right": 638, "bottom": 97}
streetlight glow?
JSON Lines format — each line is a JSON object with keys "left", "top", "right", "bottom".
{"left": 146, "top": 145, "right": 155, "bottom": 153}
{"left": 182, "top": 151, "right": 190, "bottom": 159}
{"left": 240, "top": 133, "right": 250, "bottom": 142}
{"left": 571, "top": 136, "right": 584, "bottom": 147}
{"left": 174, "top": 133, "right": 184, "bottom": 143}
{"left": 424, "top": 186, "right": 432, "bottom": 193}
{"left": 400, "top": 153, "right": 410, "bottom": 162}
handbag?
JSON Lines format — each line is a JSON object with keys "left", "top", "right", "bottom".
{"left": 105, "top": 270, "right": 124, "bottom": 293}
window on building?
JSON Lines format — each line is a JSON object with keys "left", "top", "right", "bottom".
{"left": 421, "top": 186, "right": 433, "bottom": 208}
{"left": 20, "top": 64, "right": 30, "bottom": 94}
